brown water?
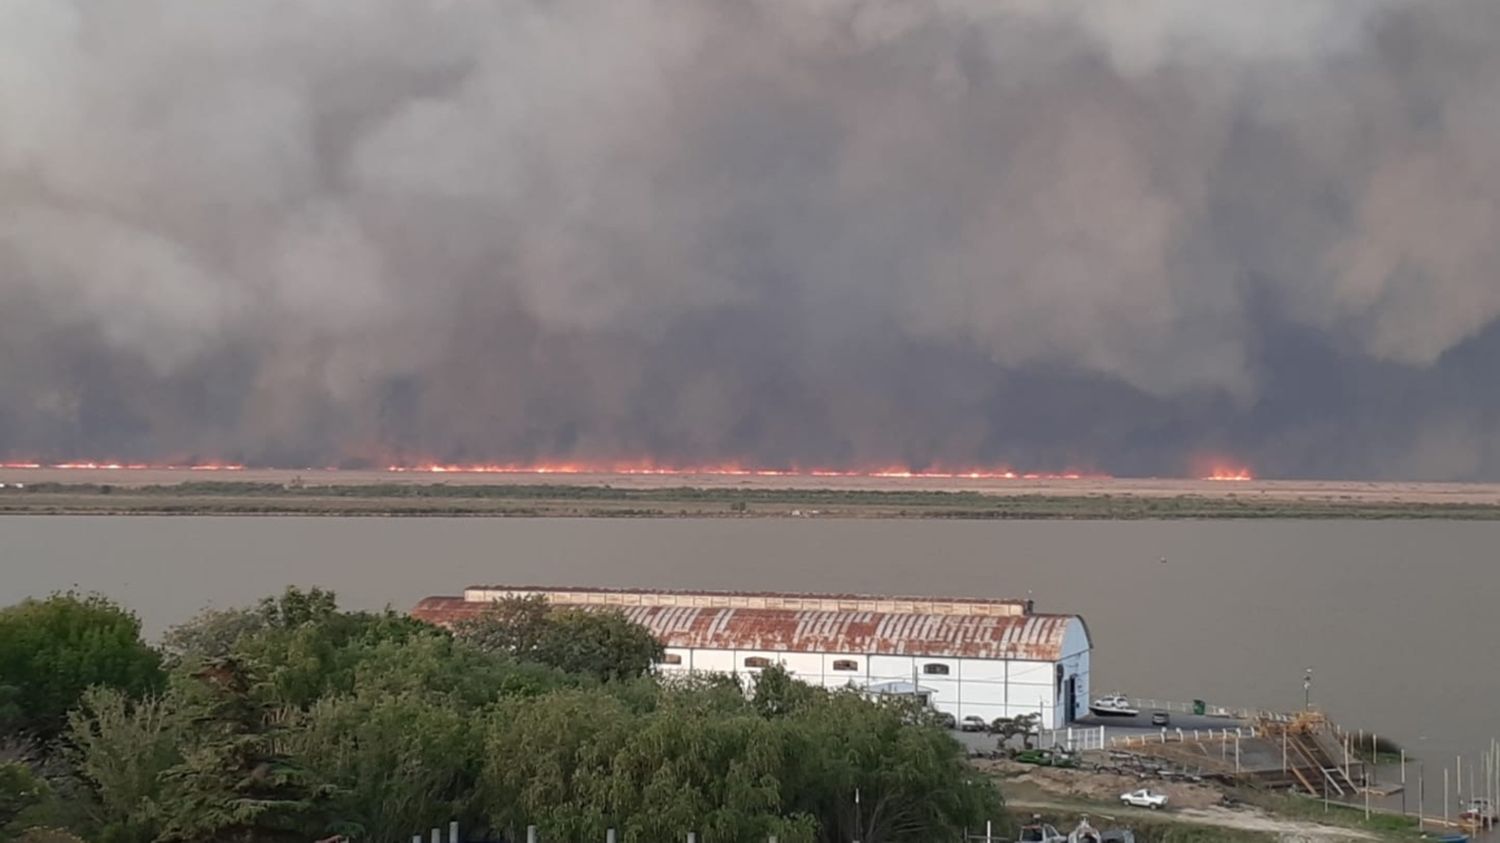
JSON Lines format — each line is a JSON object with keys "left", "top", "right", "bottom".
{"left": 3, "top": 516, "right": 1494, "bottom": 772}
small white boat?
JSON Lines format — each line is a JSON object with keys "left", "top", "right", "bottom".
{"left": 1089, "top": 694, "right": 1139, "bottom": 717}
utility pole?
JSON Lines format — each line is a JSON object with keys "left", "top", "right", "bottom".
{"left": 1419, "top": 762, "right": 1425, "bottom": 831}
{"left": 1303, "top": 667, "right": 1312, "bottom": 710}
{"left": 1400, "top": 748, "right": 1407, "bottom": 817}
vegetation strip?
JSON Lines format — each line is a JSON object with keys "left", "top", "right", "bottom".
{"left": 5, "top": 482, "right": 1500, "bottom": 518}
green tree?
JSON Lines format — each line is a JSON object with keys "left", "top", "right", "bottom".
{"left": 534, "top": 611, "right": 663, "bottom": 683}
{"left": 0, "top": 594, "right": 164, "bottom": 741}
{"left": 988, "top": 714, "right": 1039, "bottom": 750}
{"left": 1, "top": 762, "right": 49, "bottom": 836}
{"left": 289, "top": 691, "right": 479, "bottom": 843}
{"left": 780, "top": 692, "right": 1002, "bottom": 843}
{"left": 480, "top": 688, "right": 639, "bottom": 841}
{"left": 454, "top": 599, "right": 663, "bottom": 683}
{"left": 229, "top": 587, "right": 432, "bottom": 707}
{"left": 157, "top": 659, "right": 328, "bottom": 843}
{"left": 604, "top": 707, "right": 814, "bottom": 843}
{"left": 160, "top": 607, "right": 266, "bottom": 663}
{"left": 452, "top": 596, "right": 551, "bottom": 657}
{"left": 351, "top": 634, "right": 571, "bottom": 709}
{"left": 65, "top": 687, "right": 184, "bottom": 843}
{"left": 751, "top": 664, "right": 817, "bottom": 718}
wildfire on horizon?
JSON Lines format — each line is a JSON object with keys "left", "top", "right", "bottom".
{"left": 1200, "top": 464, "right": 1255, "bottom": 481}
{"left": 383, "top": 462, "right": 1096, "bottom": 480}
{"left": 0, "top": 457, "right": 1264, "bottom": 482}
{"left": 0, "top": 459, "right": 1106, "bottom": 480}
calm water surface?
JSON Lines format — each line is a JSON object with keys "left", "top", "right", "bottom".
{"left": 4, "top": 516, "right": 1494, "bottom": 770}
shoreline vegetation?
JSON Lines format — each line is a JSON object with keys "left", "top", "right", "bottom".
{"left": 1, "top": 589, "right": 1420, "bottom": 843}
{"left": 4, "top": 480, "right": 1500, "bottom": 519}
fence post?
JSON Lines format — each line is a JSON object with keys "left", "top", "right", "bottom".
{"left": 450, "top": 821, "right": 459, "bottom": 843}
{"left": 688, "top": 833, "right": 698, "bottom": 843}
{"left": 431, "top": 829, "right": 440, "bottom": 843}
{"left": 527, "top": 826, "right": 538, "bottom": 843}
{"left": 1177, "top": 728, "right": 1183, "bottom": 743}
{"left": 1161, "top": 728, "right": 1167, "bottom": 744}
{"left": 608, "top": 830, "right": 617, "bottom": 843}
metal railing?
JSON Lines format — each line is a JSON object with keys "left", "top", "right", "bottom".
{"left": 1108, "top": 725, "right": 1264, "bottom": 748}
{"left": 1039, "top": 725, "right": 1109, "bottom": 752}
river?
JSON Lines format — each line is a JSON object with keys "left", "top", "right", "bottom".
{"left": 4, "top": 516, "right": 1493, "bottom": 775}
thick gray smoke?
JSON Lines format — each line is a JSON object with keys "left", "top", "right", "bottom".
{"left": 3, "top": 0, "right": 1500, "bottom": 479}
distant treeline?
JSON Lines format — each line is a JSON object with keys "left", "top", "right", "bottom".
{"left": 6, "top": 481, "right": 1500, "bottom": 519}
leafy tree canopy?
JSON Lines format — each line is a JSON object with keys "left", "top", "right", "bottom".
{"left": 0, "top": 593, "right": 163, "bottom": 742}
{"left": 15, "top": 588, "right": 999, "bottom": 843}
{"left": 166, "top": 587, "right": 436, "bottom": 708}
{"left": 453, "top": 597, "right": 663, "bottom": 683}
{"left": 1, "top": 761, "right": 49, "bottom": 835}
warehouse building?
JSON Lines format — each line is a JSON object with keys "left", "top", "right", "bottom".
{"left": 412, "top": 585, "right": 1092, "bottom": 728}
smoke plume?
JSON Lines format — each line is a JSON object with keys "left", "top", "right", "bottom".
{"left": 3, "top": 0, "right": 1500, "bottom": 479}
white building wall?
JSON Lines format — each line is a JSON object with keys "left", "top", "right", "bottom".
{"left": 1005, "top": 660, "right": 1056, "bottom": 728}
{"left": 652, "top": 646, "right": 1084, "bottom": 728}
{"left": 688, "top": 648, "right": 735, "bottom": 673}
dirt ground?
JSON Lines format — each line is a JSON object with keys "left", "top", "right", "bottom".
{"left": 1174, "top": 807, "right": 1376, "bottom": 841}
{"left": 978, "top": 760, "right": 1379, "bottom": 841}
{"left": 976, "top": 759, "right": 1227, "bottom": 810}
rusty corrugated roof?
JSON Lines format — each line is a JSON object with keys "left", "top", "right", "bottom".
{"left": 411, "top": 595, "right": 1082, "bottom": 661}
{"left": 460, "top": 584, "right": 1033, "bottom": 617}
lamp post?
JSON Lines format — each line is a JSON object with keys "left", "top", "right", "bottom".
{"left": 1303, "top": 667, "right": 1313, "bottom": 710}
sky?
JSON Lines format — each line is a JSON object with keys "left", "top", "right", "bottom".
{"left": 2, "top": 0, "right": 1499, "bottom": 480}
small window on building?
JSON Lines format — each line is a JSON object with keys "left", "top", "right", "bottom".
{"left": 922, "top": 663, "right": 951, "bottom": 676}
{"left": 743, "top": 656, "right": 772, "bottom": 669}
{"left": 660, "top": 653, "right": 683, "bottom": 665}
{"left": 832, "top": 659, "right": 859, "bottom": 672}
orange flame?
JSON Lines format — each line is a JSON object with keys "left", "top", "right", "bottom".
{"left": 0, "top": 458, "right": 1113, "bottom": 480}
{"left": 1195, "top": 457, "right": 1254, "bottom": 481}
{"left": 382, "top": 461, "right": 1096, "bottom": 480}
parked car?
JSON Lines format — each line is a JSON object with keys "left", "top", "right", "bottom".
{"left": 935, "top": 711, "right": 957, "bottom": 729}
{"left": 1150, "top": 711, "right": 1170, "bottom": 726}
{"left": 1120, "top": 788, "right": 1168, "bottom": 809}
{"left": 1017, "top": 818, "right": 1066, "bottom": 843}
{"left": 960, "top": 715, "right": 988, "bottom": 732}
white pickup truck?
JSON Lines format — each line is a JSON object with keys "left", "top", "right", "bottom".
{"left": 1119, "top": 788, "right": 1168, "bottom": 809}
